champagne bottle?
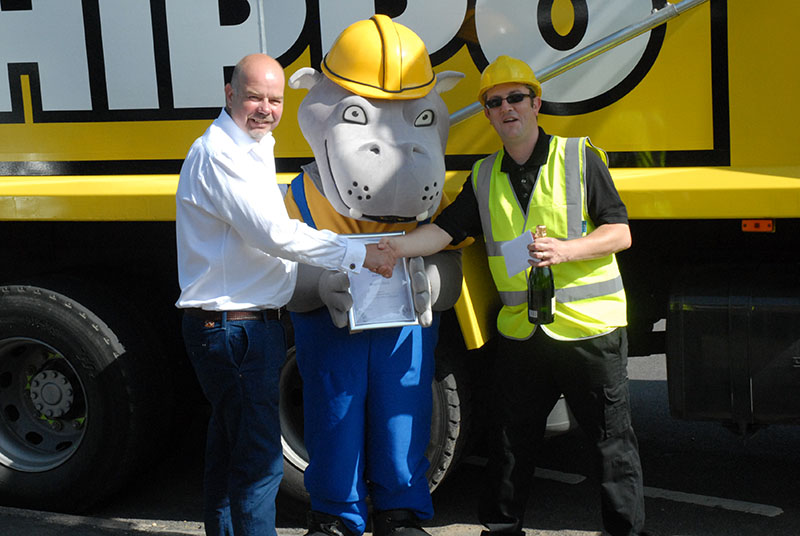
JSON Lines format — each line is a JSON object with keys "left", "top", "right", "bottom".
{"left": 528, "top": 225, "right": 555, "bottom": 324}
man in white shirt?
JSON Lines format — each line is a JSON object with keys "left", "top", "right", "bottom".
{"left": 175, "top": 53, "right": 394, "bottom": 536}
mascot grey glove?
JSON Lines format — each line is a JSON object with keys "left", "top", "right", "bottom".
{"left": 409, "top": 256, "right": 433, "bottom": 328}
{"left": 318, "top": 270, "right": 353, "bottom": 328}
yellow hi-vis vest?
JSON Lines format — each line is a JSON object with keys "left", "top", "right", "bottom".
{"left": 472, "top": 135, "right": 627, "bottom": 341}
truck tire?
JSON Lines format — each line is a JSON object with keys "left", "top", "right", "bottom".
{"left": 278, "top": 345, "right": 310, "bottom": 511}
{"left": 278, "top": 340, "right": 473, "bottom": 508}
{"left": 425, "top": 350, "right": 472, "bottom": 490}
{"left": 0, "top": 282, "right": 169, "bottom": 512}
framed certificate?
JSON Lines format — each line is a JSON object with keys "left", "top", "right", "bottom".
{"left": 346, "top": 232, "right": 418, "bottom": 332}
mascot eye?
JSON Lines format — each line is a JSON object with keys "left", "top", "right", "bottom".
{"left": 414, "top": 110, "right": 435, "bottom": 127}
{"left": 343, "top": 105, "right": 367, "bottom": 124}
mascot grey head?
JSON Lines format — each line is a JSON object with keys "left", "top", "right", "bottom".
{"left": 289, "top": 14, "right": 463, "bottom": 223}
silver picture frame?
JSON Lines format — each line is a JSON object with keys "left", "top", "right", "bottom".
{"left": 346, "top": 231, "right": 418, "bottom": 332}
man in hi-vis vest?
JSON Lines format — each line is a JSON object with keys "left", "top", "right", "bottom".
{"left": 379, "top": 56, "right": 649, "bottom": 536}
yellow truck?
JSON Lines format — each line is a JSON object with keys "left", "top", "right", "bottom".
{"left": 1, "top": 0, "right": 798, "bottom": 513}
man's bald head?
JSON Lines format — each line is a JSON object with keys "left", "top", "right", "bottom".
{"left": 225, "top": 54, "right": 285, "bottom": 140}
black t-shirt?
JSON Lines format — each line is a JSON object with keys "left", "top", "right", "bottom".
{"left": 435, "top": 128, "right": 628, "bottom": 245}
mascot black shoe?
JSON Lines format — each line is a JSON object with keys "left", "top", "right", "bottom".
{"left": 372, "top": 509, "right": 431, "bottom": 536}
{"left": 304, "top": 511, "right": 358, "bottom": 536}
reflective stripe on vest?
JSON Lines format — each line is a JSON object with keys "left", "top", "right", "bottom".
{"left": 472, "top": 135, "right": 627, "bottom": 340}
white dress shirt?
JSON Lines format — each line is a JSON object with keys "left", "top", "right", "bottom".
{"left": 175, "top": 109, "right": 365, "bottom": 311}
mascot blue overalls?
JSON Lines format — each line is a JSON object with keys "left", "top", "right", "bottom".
{"left": 284, "top": 14, "right": 466, "bottom": 536}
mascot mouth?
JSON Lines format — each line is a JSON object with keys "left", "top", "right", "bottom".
{"left": 363, "top": 214, "right": 418, "bottom": 223}
{"left": 324, "top": 140, "right": 431, "bottom": 223}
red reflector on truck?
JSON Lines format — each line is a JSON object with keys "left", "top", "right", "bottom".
{"left": 741, "top": 219, "right": 774, "bottom": 232}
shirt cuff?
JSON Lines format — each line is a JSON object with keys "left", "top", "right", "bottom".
{"left": 341, "top": 239, "right": 366, "bottom": 273}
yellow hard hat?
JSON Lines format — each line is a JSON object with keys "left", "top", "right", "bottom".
{"left": 478, "top": 55, "right": 542, "bottom": 102}
{"left": 321, "top": 14, "right": 435, "bottom": 100}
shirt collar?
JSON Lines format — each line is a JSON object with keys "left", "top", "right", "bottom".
{"left": 500, "top": 127, "right": 551, "bottom": 172}
{"left": 216, "top": 108, "right": 275, "bottom": 154}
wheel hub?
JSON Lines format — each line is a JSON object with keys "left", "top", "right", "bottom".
{"left": 0, "top": 338, "right": 85, "bottom": 472}
{"left": 29, "top": 370, "right": 74, "bottom": 418}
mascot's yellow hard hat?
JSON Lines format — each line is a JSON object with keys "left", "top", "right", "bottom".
{"left": 478, "top": 55, "right": 542, "bottom": 102}
{"left": 321, "top": 14, "right": 435, "bottom": 100}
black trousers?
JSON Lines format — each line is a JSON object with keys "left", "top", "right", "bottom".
{"left": 478, "top": 327, "right": 645, "bottom": 536}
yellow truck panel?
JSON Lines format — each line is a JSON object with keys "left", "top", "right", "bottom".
{"left": 1, "top": 0, "right": 798, "bottom": 513}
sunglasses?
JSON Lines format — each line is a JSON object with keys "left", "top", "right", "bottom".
{"left": 484, "top": 92, "right": 534, "bottom": 109}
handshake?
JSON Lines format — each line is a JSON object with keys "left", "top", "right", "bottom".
{"left": 363, "top": 237, "right": 403, "bottom": 278}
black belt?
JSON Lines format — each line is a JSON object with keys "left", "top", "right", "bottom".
{"left": 183, "top": 308, "right": 280, "bottom": 322}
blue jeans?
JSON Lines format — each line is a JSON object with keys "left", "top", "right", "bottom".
{"left": 182, "top": 312, "right": 285, "bottom": 536}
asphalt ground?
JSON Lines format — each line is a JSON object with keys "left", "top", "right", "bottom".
{"left": 2, "top": 351, "right": 799, "bottom": 535}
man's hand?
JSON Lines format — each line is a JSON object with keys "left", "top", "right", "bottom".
{"left": 527, "top": 223, "right": 631, "bottom": 267}
{"left": 364, "top": 243, "right": 397, "bottom": 278}
{"left": 377, "top": 235, "right": 401, "bottom": 256}
{"left": 318, "top": 270, "right": 353, "bottom": 328}
{"left": 527, "top": 234, "right": 563, "bottom": 267}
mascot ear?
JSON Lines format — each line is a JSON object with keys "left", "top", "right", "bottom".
{"left": 434, "top": 71, "right": 465, "bottom": 94}
{"left": 289, "top": 67, "right": 324, "bottom": 90}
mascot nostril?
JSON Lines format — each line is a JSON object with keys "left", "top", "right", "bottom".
{"left": 284, "top": 13, "right": 468, "bottom": 535}
{"left": 421, "top": 183, "right": 440, "bottom": 203}
{"left": 346, "top": 183, "right": 371, "bottom": 201}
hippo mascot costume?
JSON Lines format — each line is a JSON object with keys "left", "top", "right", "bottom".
{"left": 284, "top": 14, "right": 465, "bottom": 536}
